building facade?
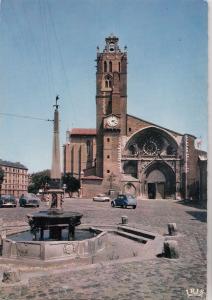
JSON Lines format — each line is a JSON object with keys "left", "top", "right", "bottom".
{"left": 64, "top": 35, "right": 207, "bottom": 201}
{"left": 0, "top": 159, "right": 29, "bottom": 197}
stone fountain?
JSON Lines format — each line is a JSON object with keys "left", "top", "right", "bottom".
{"left": 27, "top": 96, "right": 83, "bottom": 242}
{"left": 1, "top": 97, "right": 107, "bottom": 261}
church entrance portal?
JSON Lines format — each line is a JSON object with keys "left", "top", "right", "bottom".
{"left": 148, "top": 183, "right": 156, "bottom": 199}
{"left": 148, "top": 182, "right": 165, "bottom": 199}
{"left": 144, "top": 163, "right": 176, "bottom": 199}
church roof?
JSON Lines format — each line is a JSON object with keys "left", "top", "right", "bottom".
{"left": 127, "top": 114, "right": 187, "bottom": 137}
{"left": 69, "top": 128, "right": 96, "bottom": 136}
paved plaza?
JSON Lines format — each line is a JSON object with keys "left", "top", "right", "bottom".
{"left": 0, "top": 198, "right": 207, "bottom": 299}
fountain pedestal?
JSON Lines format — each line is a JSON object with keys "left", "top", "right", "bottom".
{"left": 27, "top": 210, "right": 83, "bottom": 241}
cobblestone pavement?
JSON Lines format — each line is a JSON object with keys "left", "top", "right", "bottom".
{"left": 0, "top": 198, "right": 207, "bottom": 299}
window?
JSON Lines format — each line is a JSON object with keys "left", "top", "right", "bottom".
{"left": 129, "top": 127, "right": 132, "bottom": 132}
{"left": 104, "top": 61, "right": 107, "bottom": 72}
{"left": 105, "top": 75, "right": 112, "bottom": 88}
{"left": 107, "top": 170, "right": 110, "bottom": 173}
{"left": 167, "top": 145, "right": 175, "bottom": 155}
{"left": 109, "top": 61, "right": 112, "bottom": 72}
{"left": 86, "top": 140, "right": 91, "bottom": 156}
{"left": 107, "top": 155, "right": 110, "bottom": 159}
{"left": 119, "top": 62, "right": 121, "bottom": 73}
{"left": 107, "top": 138, "right": 110, "bottom": 142}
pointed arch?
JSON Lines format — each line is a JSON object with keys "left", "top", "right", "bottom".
{"left": 109, "top": 61, "right": 112, "bottom": 72}
{"left": 105, "top": 74, "right": 112, "bottom": 88}
{"left": 124, "top": 126, "right": 178, "bottom": 156}
{"left": 104, "top": 61, "right": 107, "bottom": 72}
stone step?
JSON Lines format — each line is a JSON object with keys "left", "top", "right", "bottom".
{"left": 117, "top": 225, "right": 155, "bottom": 240}
{"left": 114, "top": 230, "right": 148, "bottom": 244}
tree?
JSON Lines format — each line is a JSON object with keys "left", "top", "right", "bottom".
{"left": 62, "top": 173, "right": 80, "bottom": 197}
{"left": 0, "top": 167, "right": 4, "bottom": 197}
{"left": 28, "top": 169, "right": 51, "bottom": 194}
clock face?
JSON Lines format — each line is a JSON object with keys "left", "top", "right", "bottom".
{"left": 107, "top": 116, "right": 119, "bottom": 127}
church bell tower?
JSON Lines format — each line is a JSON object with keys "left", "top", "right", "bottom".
{"left": 95, "top": 35, "right": 127, "bottom": 179}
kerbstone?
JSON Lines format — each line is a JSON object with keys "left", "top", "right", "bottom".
{"left": 168, "top": 223, "right": 177, "bottom": 236}
{"left": 121, "top": 216, "right": 128, "bottom": 225}
{"left": 164, "top": 240, "right": 179, "bottom": 259}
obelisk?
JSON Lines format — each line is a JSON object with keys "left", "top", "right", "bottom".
{"left": 48, "top": 95, "right": 63, "bottom": 212}
{"left": 51, "top": 95, "right": 61, "bottom": 187}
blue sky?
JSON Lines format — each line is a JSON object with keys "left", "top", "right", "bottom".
{"left": 0, "top": 0, "right": 208, "bottom": 173}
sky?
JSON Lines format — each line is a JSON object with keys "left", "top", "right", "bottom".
{"left": 0, "top": 0, "right": 208, "bottom": 173}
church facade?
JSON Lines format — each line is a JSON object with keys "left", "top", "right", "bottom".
{"left": 64, "top": 35, "right": 207, "bottom": 201}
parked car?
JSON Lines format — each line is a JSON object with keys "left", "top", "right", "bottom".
{"left": 19, "top": 193, "right": 40, "bottom": 207}
{"left": 111, "top": 194, "right": 137, "bottom": 209}
{"left": 93, "top": 193, "right": 110, "bottom": 202}
{"left": 0, "top": 195, "right": 17, "bottom": 207}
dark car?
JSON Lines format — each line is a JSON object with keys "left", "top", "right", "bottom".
{"left": 0, "top": 195, "right": 17, "bottom": 207}
{"left": 19, "top": 193, "right": 40, "bottom": 207}
{"left": 111, "top": 194, "right": 137, "bottom": 209}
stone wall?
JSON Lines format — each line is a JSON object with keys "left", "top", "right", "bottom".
{"left": 126, "top": 115, "right": 181, "bottom": 139}
{"left": 81, "top": 179, "right": 104, "bottom": 198}
{"left": 2, "top": 229, "right": 108, "bottom": 261}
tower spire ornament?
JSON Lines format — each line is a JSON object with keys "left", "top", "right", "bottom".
{"left": 54, "top": 95, "right": 60, "bottom": 110}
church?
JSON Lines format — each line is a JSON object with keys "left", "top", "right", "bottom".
{"left": 63, "top": 35, "right": 207, "bottom": 201}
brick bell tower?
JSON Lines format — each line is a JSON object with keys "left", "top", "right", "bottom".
{"left": 95, "top": 35, "right": 127, "bottom": 181}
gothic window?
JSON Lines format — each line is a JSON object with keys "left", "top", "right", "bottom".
{"left": 118, "top": 62, "right": 121, "bottom": 73}
{"left": 129, "top": 144, "right": 137, "bottom": 155}
{"left": 105, "top": 75, "right": 112, "bottom": 88}
{"left": 166, "top": 145, "right": 175, "bottom": 155}
{"left": 123, "top": 161, "right": 137, "bottom": 178}
{"left": 109, "top": 61, "right": 112, "bottom": 72}
{"left": 104, "top": 61, "right": 107, "bottom": 72}
{"left": 86, "top": 140, "right": 91, "bottom": 156}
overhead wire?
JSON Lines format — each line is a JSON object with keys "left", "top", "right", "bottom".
{"left": 0, "top": 112, "right": 53, "bottom": 122}
{"left": 38, "top": 0, "right": 55, "bottom": 101}
{"left": 22, "top": 2, "right": 45, "bottom": 79}
{"left": 10, "top": 0, "right": 31, "bottom": 57}
{"left": 45, "top": 0, "right": 77, "bottom": 127}
{"left": 1, "top": 1, "right": 76, "bottom": 130}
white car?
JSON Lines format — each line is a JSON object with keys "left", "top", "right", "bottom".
{"left": 93, "top": 194, "right": 110, "bottom": 202}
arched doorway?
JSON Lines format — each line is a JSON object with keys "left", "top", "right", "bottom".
{"left": 146, "top": 170, "right": 166, "bottom": 199}
{"left": 123, "top": 183, "right": 136, "bottom": 196}
{"left": 144, "top": 162, "right": 176, "bottom": 199}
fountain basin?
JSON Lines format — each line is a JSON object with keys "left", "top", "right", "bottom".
{"left": 27, "top": 210, "right": 83, "bottom": 241}
{"left": 2, "top": 228, "right": 107, "bottom": 261}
